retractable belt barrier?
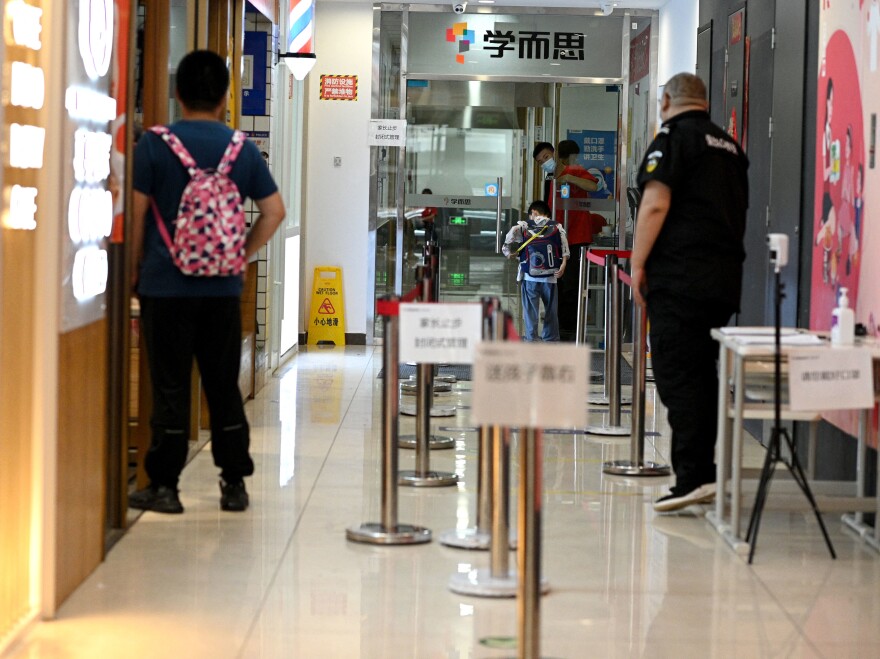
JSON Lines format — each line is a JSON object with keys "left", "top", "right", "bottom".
{"left": 585, "top": 251, "right": 631, "bottom": 436}
{"left": 398, "top": 260, "right": 458, "bottom": 487}
{"left": 345, "top": 292, "right": 432, "bottom": 545}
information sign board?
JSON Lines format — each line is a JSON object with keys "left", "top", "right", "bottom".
{"left": 788, "top": 348, "right": 874, "bottom": 411}
{"left": 472, "top": 343, "right": 590, "bottom": 428}
{"left": 399, "top": 303, "right": 482, "bottom": 364}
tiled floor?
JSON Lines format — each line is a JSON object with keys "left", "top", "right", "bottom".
{"left": 7, "top": 346, "right": 880, "bottom": 658}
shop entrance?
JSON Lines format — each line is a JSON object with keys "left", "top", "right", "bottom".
{"left": 369, "top": 8, "right": 657, "bottom": 341}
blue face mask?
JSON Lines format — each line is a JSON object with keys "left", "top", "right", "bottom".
{"left": 541, "top": 158, "right": 556, "bottom": 174}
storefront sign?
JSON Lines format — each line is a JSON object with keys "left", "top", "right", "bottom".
{"left": 61, "top": 0, "right": 117, "bottom": 329}
{"left": 788, "top": 348, "right": 874, "bottom": 411}
{"left": 2, "top": 0, "right": 46, "bottom": 231}
{"left": 408, "top": 13, "right": 623, "bottom": 79}
{"left": 243, "top": 31, "right": 268, "bottom": 116}
{"left": 399, "top": 303, "right": 482, "bottom": 364}
{"left": 472, "top": 343, "right": 590, "bottom": 428}
{"left": 320, "top": 74, "right": 357, "bottom": 101}
{"left": 368, "top": 119, "right": 407, "bottom": 146}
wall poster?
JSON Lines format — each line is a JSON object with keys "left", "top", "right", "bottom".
{"left": 813, "top": 0, "right": 875, "bottom": 440}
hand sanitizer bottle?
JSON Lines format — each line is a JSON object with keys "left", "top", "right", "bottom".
{"left": 831, "top": 287, "right": 855, "bottom": 345}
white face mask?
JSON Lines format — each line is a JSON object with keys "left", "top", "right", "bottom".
{"left": 541, "top": 158, "right": 556, "bottom": 174}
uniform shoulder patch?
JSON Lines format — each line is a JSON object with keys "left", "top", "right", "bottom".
{"left": 659, "top": 125, "right": 671, "bottom": 135}
{"left": 645, "top": 150, "right": 663, "bottom": 173}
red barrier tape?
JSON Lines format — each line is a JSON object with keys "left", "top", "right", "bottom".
{"left": 617, "top": 269, "right": 632, "bottom": 288}
{"left": 585, "top": 248, "right": 633, "bottom": 266}
{"left": 505, "top": 316, "right": 521, "bottom": 341}
{"left": 376, "top": 299, "right": 400, "bottom": 317}
{"left": 401, "top": 285, "right": 421, "bottom": 303}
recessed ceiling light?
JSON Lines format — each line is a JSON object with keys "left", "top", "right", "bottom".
{"left": 478, "top": 0, "right": 495, "bottom": 3}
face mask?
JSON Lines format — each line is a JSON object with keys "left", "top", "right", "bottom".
{"left": 541, "top": 158, "right": 556, "bottom": 174}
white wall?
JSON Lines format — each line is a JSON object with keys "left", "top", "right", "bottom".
{"left": 303, "top": 2, "right": 373, "bottom": 336}
{"left": 658, "top": 0, "right": 699, "bottom": 84}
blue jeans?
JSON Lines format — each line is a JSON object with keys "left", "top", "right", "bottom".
{"left": 520, "top": 279, "right": 559, "bottom": 342}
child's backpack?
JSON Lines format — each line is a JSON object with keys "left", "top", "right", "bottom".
{"left": 149, "top": 126, "right": 248, "bottom": 276}
{"left": 516, "top": 219, "right": 563, "bottom": 277}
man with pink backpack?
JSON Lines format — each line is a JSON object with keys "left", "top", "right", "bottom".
{"left": 129, "top": 50, "right": 285, "bottom": 515}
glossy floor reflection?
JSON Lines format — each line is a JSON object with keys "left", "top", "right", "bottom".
{"left": 8, "top": 346, "right": 880, "bottom": 658}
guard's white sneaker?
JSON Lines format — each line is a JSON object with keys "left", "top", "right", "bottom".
{"left": 653, "top": 482, "right": 716, "bottom": 513}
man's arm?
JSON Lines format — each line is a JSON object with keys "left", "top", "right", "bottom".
{"left": 244, "top": 192, "right": 286, "bottom": 260}
{"left": 630, "top": 180, "right": 672, "bottom": 307}
{"left": 559, "top": 172, "right": 599, "bottom": 193}
{"left": 131, "top": 191, "right": 150, "bottom": 290}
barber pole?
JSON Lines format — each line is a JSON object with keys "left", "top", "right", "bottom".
{"left": 283, "top": 0, "right": 317, "bottom": 79}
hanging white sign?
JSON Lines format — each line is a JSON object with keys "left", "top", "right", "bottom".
{"left": 368, "top": 119, "right": 407, "bottom": 146}
{"left": 472, "top": 342, "right": 590, "bottom": 428}
{"left": 399, "top": 303, "right": 482, "bottom": 364}
{"left": 788, "top": 348, "right": 875, "bottom": 411}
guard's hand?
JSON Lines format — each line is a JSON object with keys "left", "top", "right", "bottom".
{"left": 632, "top": 267, "right": 648, "bottom": 307}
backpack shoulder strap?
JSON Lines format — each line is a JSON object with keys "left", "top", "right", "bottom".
{"left": 150, "top": 126, "right": 198, "bottom": 175}
{"left": 217, "top": 130, "right": 248, "bottom": 176}
{"left": 515, "top": 224, "right": 547, "bottom": 254}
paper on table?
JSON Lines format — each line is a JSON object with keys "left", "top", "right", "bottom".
{"left": 718, "top": 326, "right": 800, "bottom": 335}
{"left": 733, "top": 334, "right": 825, "bottom": 346}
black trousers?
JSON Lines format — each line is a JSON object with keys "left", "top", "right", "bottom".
{"left": 140, "top": 296, "right": 254, "bottom": 488}
{"left": 646, "top": 290, "right": 734, "bottom": 495}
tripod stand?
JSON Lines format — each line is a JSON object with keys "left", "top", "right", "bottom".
{"left": 744, "top": 266, "right": 836, "bottom": 564}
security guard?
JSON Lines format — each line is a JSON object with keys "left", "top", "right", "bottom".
{"left": 631, "top": 72, "right": 749, "bottom": 513}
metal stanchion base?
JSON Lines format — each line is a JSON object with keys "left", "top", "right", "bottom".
{"left": 345, "top": 522, "right": 432, "bottom": 545}
{"left": 401, "top": 380, "right": 453, "bottom": 394}
{"left": 448, "top": 568, "right": 549, "bottom": 598}
{"left": 398, "top": 434, "right": 456, "bottom": 449}
{"left": 587, "top": 394, "right": 632, "bottom": 405}
{"left": 584, "top": 424, "right": 631, "bottom": 436}
{"left": 602, "top": 460, "right": 671, "bottom": 477}
{"left": 398, "top": 470, "right": 459, "bottom": 487}
{"left": 399, "top": 402, "right": 457, "bottom": 417}
{"left": 438, "top": 528, "right": 518, "bottom": 550}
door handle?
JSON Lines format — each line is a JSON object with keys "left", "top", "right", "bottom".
{"left": 495, "top": 176, "right": 504, "bottom": 254}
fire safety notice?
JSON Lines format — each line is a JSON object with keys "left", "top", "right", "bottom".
{"left": 368, "top": 119, "right": 407, "bottom": 147}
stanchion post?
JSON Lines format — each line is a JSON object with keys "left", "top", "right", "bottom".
{"left": 607, "top": 256, "right": 622, "bottom": 427}
{"left": 346, "top": 296, "right": 432, "bottom": 544}
{"left": 399, "top": 265, "right": 458, "bottom": 488}
{"left": 518, "top": 427, "right": 543, "bottom": 658}
{"left": 440, "top": 297, "right": 499, "bottom": 549}
{"left": 602, "top": 301, "right": 670, "bottom": 477}
{"left": 586, "top": 253, "right": 630, "bottom": 435}
{"left": 575, "top": 246, "right": 588, "bottom": 346}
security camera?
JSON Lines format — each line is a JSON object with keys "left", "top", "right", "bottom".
{"left": 767, "top": 233, "right": 789, "bottom": 270}
{"left": 600, "top": 2, "right": 613, "bottom": 15}
{"left": 452, "top": 2, "right": 467, "bottom": 14}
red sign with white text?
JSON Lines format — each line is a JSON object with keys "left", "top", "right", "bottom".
{"left": 320, "top": 75, "right": 358, "bottom": 101}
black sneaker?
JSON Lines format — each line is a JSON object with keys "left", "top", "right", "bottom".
{"left": 128, "top": 485, "right": 184, "bottom": 514}
{"left": 653, "top": 483, "right": 716, "bottom": 513}
{"left": 220, "top": 480, "right": 249, "bottom": 512}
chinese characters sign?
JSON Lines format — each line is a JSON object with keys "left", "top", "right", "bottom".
{"left": 787, "top": 348, "right": 874, "bottom": 411}
{"left": 409, "top": 13, "right": 623, "bottom": 79}
{"left": 399, "top": 303, "right": 482, "bottom": 364}
{"left": 472, "top": 343, "right": 590, "bottom": 428}
{"left": 320, "top": 74, "right": 357, "bottom": 101}
{"left": 568, "top": 130, "right": 617, "bottom": 199}
{"left": 447, "top": 20, "right": 586, "bottom": 65}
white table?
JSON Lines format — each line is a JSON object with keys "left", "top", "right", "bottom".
{"left": 706, "top": 328, "right": 880, "bottom": 555}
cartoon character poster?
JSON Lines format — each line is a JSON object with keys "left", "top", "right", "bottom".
{"left": 813, "top": 0, "right": 877, "bottom": 439}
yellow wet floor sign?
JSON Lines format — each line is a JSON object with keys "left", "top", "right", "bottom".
{"left": 308, "top": 266, "right": 345, "bottom": 345}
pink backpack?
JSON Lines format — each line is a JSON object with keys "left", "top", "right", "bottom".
{"left": 149, "top": 126, "right": 248, "bottom": 276}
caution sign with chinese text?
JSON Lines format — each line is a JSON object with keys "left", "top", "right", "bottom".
{"left": 307, "top": 267, "right": 345, "bottom": 345}
{"left": 320, "top": 75, "right": 358, "bottom": 101}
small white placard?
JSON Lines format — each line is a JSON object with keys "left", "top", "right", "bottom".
{"left": 368, "top": 119, "right": 407, "bottom": 147}
{"left": 788, "top": 348, "right": 874, "bottom": 411}
{"left": 472, "top": 342, "right": 590, "bottom": 428}
{"left": 399, "top": 303, "right": 482, "bottom": 364}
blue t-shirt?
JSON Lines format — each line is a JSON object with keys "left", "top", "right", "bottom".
{"left": 133, "top": 120, "right": 278, "bottom": 297}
